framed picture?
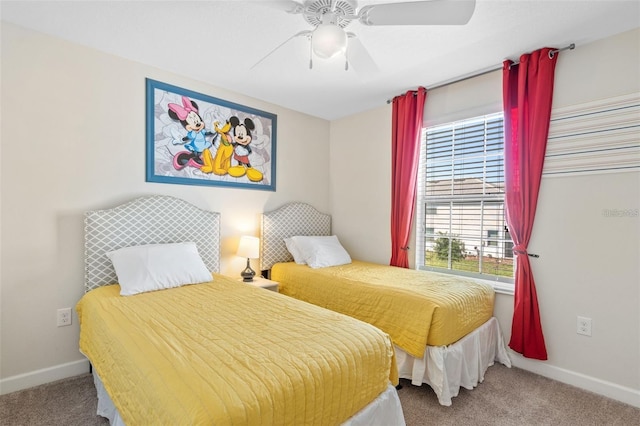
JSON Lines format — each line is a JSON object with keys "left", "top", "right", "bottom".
{"left": 146, "top": 78, "right": 277, "bottom": 191}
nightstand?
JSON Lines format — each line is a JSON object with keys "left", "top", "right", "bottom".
{"left": 241, "top": 277, "right": 279, "bottom": 292}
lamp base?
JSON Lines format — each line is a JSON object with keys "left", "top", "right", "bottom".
{"left": 241, "top": 258, "right": 256, "bottom": 282}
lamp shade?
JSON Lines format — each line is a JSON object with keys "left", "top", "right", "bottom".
{"left": 311, "top": 23, "right": 347, "bottom": 59}
{"left": 237, "top": 236, "right": 260, "bottom": 259}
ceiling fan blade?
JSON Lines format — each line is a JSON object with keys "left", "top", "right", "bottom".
{"left": 357, "top": 0, "right": 476, "bottom": 26}
{"left": 262, "top": 0, "right": 305, "bottom": 14}
{"left": 250, "top": 30, "right": 311, "bottom": 70}
{"left": 346, "top": 34, "right": 379, "bottom": 76}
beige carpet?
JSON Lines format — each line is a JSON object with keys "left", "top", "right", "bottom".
{"left": 1, "top": 364, "right": 638, "bottom": 425}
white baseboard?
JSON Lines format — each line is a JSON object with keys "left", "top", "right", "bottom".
{"left": 0, "top": 359, "right": 90, "bottom": 395}
{"left": 510, "top": 352, "right": 640, "bottom": 408}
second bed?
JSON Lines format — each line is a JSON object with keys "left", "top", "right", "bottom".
{"left": 261, "top": 202, "right": 511, "bottom": 406}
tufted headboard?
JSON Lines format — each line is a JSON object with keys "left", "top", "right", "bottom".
{"left": 84, "top": 195, "right": 220, "bottom": 292}
{"left": 260, "top": 202, "right": 331, "bottom": 271}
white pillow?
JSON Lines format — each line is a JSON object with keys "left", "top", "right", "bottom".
{"left": 284, "top": 237, "right": 306, "bottom": 264}
{"left": 290, "top": 235, "right": 352, "bottom": 269}
{"left": 106, "top": 242, "right": 212, "bottom": 296}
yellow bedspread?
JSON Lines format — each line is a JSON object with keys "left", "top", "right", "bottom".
{"left": 76, "top": 274, "right": 396, "bottom": 426}
{"left": 271, "top": 261, "right": 495, "bottom": 358}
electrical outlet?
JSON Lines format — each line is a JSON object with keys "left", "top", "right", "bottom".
{"left": 57, "top": 308, "right": 72, "bottom": 327}
{"left": 577, "top": 316, "right": 591, "bottom": 336}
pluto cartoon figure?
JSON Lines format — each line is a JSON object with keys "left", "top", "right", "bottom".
{"left": 211, "top": 120, "right": 234, "bottom": 175}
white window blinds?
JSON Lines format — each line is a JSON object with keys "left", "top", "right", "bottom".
{"left": 416, "top": 113, "right": 514, "bottom": 282}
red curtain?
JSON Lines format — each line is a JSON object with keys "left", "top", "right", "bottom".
{"left": 390, "top": 87, "right": 427, "bottom": 268}
{"left": 502, "top": 48, "right": 558, "bottom": 360}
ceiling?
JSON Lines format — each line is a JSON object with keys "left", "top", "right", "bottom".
{"left": 2, "top": 0, "right": 639, "bottom": 120}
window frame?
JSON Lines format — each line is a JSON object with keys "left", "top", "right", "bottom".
{"left": 415, "top": 112, "right": 515, "bottom": 291}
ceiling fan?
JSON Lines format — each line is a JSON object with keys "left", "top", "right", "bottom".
{"left": 253, "top": 0, "right": 476, "bottom": 73}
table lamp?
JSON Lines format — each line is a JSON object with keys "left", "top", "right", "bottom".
{"left": 237, "top": 236, "right": 259, "bottom": 282}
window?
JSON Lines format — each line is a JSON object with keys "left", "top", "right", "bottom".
{"left": 487, "top": 230, "right": 498, "bottom": 246}
{"left": 416, "top": 113, "right": 514, "bottom": 283}
{"left": 425, "top": 227, "right": 435, "bottom": 242}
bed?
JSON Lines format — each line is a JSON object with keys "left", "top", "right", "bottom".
{"left": 260, "top": 202, "right": 512, "bottom": 406}
{"left": 77, "top": 195, "right": 405, "bottom": 425}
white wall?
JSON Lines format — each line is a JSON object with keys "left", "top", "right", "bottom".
{"left": 330, "top": 28, "right": 640, "bottom": 406}
{"left": 329, "top": 105, "right": 392, "bottom": 264}
{"left": 0, "top": 23, "right": 330, "bottom": 392}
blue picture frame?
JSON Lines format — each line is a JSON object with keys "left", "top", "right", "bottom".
{"left": 146, "top": 78, "right": 277, "bottom": 191}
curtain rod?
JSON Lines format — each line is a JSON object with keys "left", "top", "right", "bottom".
{"left": 387, "top": 43, "right": 575, "bottom": 104}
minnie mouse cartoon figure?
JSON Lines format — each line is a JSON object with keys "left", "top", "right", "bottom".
{"left": 167, "top": 96, "right": 216, "bottom": 173}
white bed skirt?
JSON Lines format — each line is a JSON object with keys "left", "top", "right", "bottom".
{"left": 93, "top": 370, "right": 124, "bottom": 426}
{"left": 395, "top": 316, "right": 512, "bottom": 406}
{"left": 92, "top": 370, "right": 405, "bottom": 425}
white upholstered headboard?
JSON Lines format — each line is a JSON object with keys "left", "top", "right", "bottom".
{"left": 84, "top": 195, "right": 221, "bottom": 292}
{"left": 260, "top": 202, "right": 331, "bottom": 271}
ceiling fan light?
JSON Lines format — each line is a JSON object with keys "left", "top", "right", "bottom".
{"left": 311, "top": 23, "right": 347, "bottom": 59}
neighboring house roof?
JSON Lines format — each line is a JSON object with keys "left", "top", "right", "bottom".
{"left": 426, "top": 177, "right": 504, "bottom": 196}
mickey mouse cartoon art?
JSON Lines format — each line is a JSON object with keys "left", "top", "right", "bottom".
{"left": 228, "top": 116, "right": 263, "bottom": 182}
{"left": 167, "top": 96, "right": 216, "bottom": 173}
